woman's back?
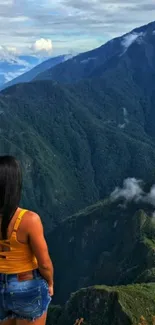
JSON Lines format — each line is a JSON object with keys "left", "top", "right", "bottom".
{"left": 0, "top": 208, "right": 27, "bottom": 243}
{"left": 0, "top": 209, "right": 38, "bottom": 274}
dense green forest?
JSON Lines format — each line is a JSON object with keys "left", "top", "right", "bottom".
{"left": 47, "top": 284, "right": 155, "bottom": 325}
{"left": 1, "top": 72, "right": 155, "bottom": 233}
{"left": 46, "top": 197, "right": 155, "bottom": 324}
{"left": 47, "top": 199, "right": 155, "bottom": 304}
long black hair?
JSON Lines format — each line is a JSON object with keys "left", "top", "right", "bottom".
{"left": 0, "top": 156, "right": 22, "bottom": 239}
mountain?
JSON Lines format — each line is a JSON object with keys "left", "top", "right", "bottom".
{"left": 0, "top": 54, "right": 72, "bottom": 91}
{"left": 47, "top": 199, "right": 155, "bottom": 304}
{"left": 0, "top": 55, "right": 40, "bottom": 88}
{"left": 46, "top": 197, "right": 155, "bottom": 324}
{"left": 1, "top": 75, "right": 155, "bottom": 232}
{"left": 47, "top": 284, "right": 155, "bottom": 325}
{"left": 34, "top": 21, "right": 155, "bottom": 138}
{"left": 35, "top": 21, "right": 155, "bottom": 83}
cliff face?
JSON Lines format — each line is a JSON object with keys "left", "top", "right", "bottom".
{"left": 47, "top": 284, "right": 155, "bottom": 325}
{"left": 46, "top": 197, "right": 155, "bottom": 324}
{"left": 47, "top": 199, "right": 155, "bottom": 304}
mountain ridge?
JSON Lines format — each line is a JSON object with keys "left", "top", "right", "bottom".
{"left": 0, "top": 54, "right": 72, "bottom": 91}
{"left": 34, "top": 20, "right": 155, "bottom": 83}
{"left": 47, "top": 197, "right": 155, "bottom": 304}
{"left": 47, "top": 283, "right": 155, "bottom": 325}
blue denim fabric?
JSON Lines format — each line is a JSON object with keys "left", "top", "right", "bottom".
{"left": 0, "top": 270, "right": 51, "bottom": 321}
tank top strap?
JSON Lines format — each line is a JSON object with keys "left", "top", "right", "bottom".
{"left": 12, "top": 209, "right": 28, "bottom": 233}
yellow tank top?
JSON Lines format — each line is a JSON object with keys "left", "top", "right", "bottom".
{"left": 0, "top": 209, "right": 38, "bottom": 274}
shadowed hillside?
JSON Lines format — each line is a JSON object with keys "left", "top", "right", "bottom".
{"left": 47, "top": 198, "right": 155, "bottom": 304}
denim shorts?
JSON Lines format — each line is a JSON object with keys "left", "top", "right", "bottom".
{"left": 0, "top": 269, "right": 51, "bottom": 322}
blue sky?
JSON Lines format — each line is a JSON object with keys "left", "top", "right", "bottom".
{"left": 0, "top": 0, "right": 155, "bottom": 58}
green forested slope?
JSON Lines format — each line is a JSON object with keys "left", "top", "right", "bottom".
{"left": 45, "top": 198, "right": 155, "bottom": 324}
{"left": 47, "top": 284, "right": 155, "bottom": 325}
{"left": 47, "top": 199, "right": 155, "bottom": 304}
{"left": 1, "top": 80, "right": 155, "bottom": 232}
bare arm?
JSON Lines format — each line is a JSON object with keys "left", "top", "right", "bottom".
{"left": 28, "top": 213, "right": 54, "bottom": 287}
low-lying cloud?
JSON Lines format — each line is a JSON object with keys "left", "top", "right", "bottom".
{"left": 0, "top": 45, "right": 18, "bottom": 62}
{"left": 111, "top": 178, "right": 155, "bottom": 207}
{"left": 111, "top": 178, "right": 143, "bottom": 202}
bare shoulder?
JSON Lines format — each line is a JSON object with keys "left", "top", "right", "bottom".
{"left": 25, "top": 210, "right": 41, "bottom": 220}
{"left": 22, "top": 210, "right": 42, "bottom": 227}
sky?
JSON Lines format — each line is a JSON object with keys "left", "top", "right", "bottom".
{"left": 0, "top": 0, "right": 155, "bottom": 57}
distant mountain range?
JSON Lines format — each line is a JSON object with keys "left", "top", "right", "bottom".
{"left": 0, "top": 55, "right": 40, "bottom": 87}
{"left": 0, "top": 54, "right": 73, "bottom": 90}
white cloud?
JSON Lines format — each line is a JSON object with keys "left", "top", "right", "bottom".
{"left": 111, "top": 178, "right": 155, "bottom": 208}
{"left": 0, "top": 0, "right": 13, "bottom": 5}
{"left": 0, "top": 45, "right": 18, "bottom": 62}
{"left": 0, "top": 46, "right": 33, "bottom": 69}
{"left": 146, "top": 185, "right": 155, "bottom": 206}
{"left": 122, "top": 32, "right": 144, "bottom": 50}
{"left": 31, "top": 38, "right": 53, "bottom": 54}
{"left": 0, "top": 44, "right": 36, "bottom": 86}
{"left": 6, "top": 46, "right": 17, "bottom": 53}
{"left": 111, "top": 178, "right": 144, "bottom": 202}
{"left": 122, "top": 33, "right": 139, "bottom": 48}
{"left": 9, "top": 16, "right": 29, "bottom": 22}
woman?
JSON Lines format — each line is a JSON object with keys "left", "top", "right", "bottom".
{"left": 0, "top": 156, "right": 54, "bottom": 325}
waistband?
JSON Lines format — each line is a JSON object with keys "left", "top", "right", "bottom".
{"left": 0, "top": 269, "right": 41, "bottom": 283}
